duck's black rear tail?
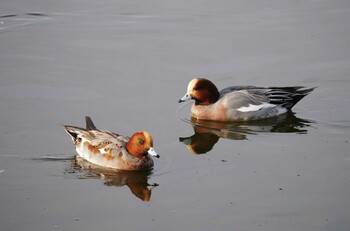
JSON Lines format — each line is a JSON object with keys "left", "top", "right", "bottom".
{"left": 267, "top": 87, "right": 316, "bottom": 109}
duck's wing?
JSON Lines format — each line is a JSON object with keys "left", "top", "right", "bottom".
{"left": 63, "top": 125, "right": 127, "bottom": 151}
{"left": 85, "top": 116, "right": 98, "bottom": 130}
{"left": 221, "top": 86, "right": 315, "bottom": 109}
{"left": 85, "top": 115, "right": 121, "bottom": 136}
{"left": 224, "top": 89, "right": 270, "bottom": 110}
{"left": 88, "top": 130, "right": 128, "bottom": 149}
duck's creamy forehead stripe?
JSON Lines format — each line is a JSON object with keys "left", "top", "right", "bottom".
{"left": 142, "top": 131, "right": 153, "bottom": 144}
{"left": 187, "top": 78, "right": 199, "bottom": 93}
{"left": 236, "top": 103, "right": 275, "bottom": 112}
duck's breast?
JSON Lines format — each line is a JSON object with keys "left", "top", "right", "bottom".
{"left": 191, "top": 101, "right": 229, "bottom": 121}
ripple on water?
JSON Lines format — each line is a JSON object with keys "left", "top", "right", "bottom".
{"left": 0, "top": 13, "right": 51, "bottom": 31}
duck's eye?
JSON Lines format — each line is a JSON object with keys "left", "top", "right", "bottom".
{"left": 138, "top": 139, "right": 145, "bottom": 145}
{"left": 194, "top": 85, "right": 203, "bottom": 91}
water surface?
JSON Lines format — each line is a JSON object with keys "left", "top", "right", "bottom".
{"left": 1, "top": 1, "right": 350, "bottom": 231}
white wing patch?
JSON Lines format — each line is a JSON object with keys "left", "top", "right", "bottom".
{"left": 237, "top": 103, "right": 275, "bottom": 112}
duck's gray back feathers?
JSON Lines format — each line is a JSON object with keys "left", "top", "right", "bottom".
{"left": 220, "top": 86, "right": 315, "bottom": 110}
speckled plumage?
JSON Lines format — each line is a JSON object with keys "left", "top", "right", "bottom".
{"left": 63, "top": 116, "right": 158, "bottom": 171}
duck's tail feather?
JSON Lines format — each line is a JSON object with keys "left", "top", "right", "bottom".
{"left": 267, "top": 86, "right": 316, "bottom": 109}
{"left": 62, "top": 125, "right": 87, "bottom": 143}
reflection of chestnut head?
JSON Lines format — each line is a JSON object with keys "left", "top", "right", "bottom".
{"left": 125, "top": 182, "right": 158, "bottom": 202}
{"left": 179, "top": 132, "right": 219, "bottom": 154}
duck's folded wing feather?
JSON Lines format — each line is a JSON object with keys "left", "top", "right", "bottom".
{"left": 220, "top": 85, "right": 314, "bottom": 109}
{"left": 224, "top": 89, "right": 270, "bottom": 108}
{"left": 88, "top": 130, "right": 127, "bottom": 148}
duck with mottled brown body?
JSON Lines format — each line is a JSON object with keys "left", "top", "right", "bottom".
{"left": 63, "top": 116, "right": 159, "bottom": 171}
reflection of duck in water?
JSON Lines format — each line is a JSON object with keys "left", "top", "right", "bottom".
{"left": 72, "top": 156, "right": 158, "bottom": 201}
{"left": 179, "top": 111, "right": 313, "bottom": 154}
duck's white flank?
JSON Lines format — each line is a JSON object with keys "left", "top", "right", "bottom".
{"left": 236, "top": 103, "right": 275, "bottom": 112}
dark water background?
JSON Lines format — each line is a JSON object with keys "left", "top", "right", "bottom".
{"left": 1, "top": 1, "right": 350, "bottom": 230}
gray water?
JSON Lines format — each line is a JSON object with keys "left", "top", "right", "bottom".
{"left": 1, "top": 1, "right": 350, "bottom": 231}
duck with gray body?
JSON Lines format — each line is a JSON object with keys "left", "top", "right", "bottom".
{"left": 179, "top": 78, "right": 315, "bottom": 121}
